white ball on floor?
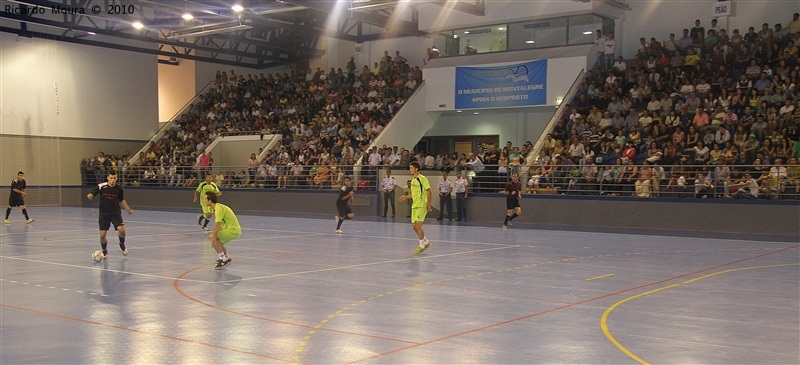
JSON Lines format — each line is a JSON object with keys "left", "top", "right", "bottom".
{"left": 92, "top": 250, "right": 104, "bottom": 262}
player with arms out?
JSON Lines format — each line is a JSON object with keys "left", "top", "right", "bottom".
{"left": 399, "top": 161, "right": 433, "bottom": 254}
{"left": 501, "top": 172, "right": 523, "bottom": 229}
{"left": 87, "top": 171, "right": 133, "bottom": 259}
{"left": 5, "top": 171, "right": 34, "bottom": 224}
{"left": 205, "top": 192, "right": 240, "bottom": 270}
{"left": 194, "top": 174, "right": 221, "bottom": 231}
{"left": 335, "top": 176, "right": 356, "bottom": 234}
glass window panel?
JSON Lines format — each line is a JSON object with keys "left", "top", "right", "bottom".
{"left": 508, "top": 17, "right": 567, "bottom": 50}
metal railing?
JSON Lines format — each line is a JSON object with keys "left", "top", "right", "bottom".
{"left": 80, "top": 163, "right": 800, "bottom": 200}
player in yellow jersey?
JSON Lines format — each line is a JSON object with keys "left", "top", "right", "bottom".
{"left": 399, "top": 161, "right": 432, "bottom": 254}
{"left": 194, "top": 174, "right": 221, "bottom": 231}
{"left": 205, "top": 192, "right": 241, "bottom": 270}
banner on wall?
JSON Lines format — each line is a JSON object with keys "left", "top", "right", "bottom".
{"left": 455, "top": 59, "right": 547, "bottom": 109}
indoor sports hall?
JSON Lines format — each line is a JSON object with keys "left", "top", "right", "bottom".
{"left": 2, "top": 0, "right": 799, "bottom": 364}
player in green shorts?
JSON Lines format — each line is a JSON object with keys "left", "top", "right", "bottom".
{"left": 205, "top": 192, "right": 241, "bottom": 270}
{"left": 399, "top": 161, "right": 432, "bottom": 254}
{"left": 194, "top": 174, "right": 221, "bottom": 231}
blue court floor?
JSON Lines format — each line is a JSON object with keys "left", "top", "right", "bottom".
{"left": 1, "top": 207, "right": 798, "bottom": 364}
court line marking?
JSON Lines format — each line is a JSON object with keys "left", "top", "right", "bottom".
{"left": 172, "top": 264, "right": 422, "bottom": 345}
{"left": 0, "top": 245, "right": 519, "bottom": 285}
{"left": 0, "top": 304, "right": 293, "bottom": 363}
{"left": 71, "top": 217, "right": 517, "bottom": 247}
{"left": 342, "top": 245, "right": 799, "bottom": 364}
{"left": 586, "top": 273, "right": 614, "bottom": 281}
{"left": 601, "top": 263, "right": 800, "bottom": 365}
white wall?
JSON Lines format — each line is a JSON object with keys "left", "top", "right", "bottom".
{"left": 0, "top": 32, "right": 158, "bottom": 140}
{"left": 417, "top": 1, "right": 592, "bottom": 31}
{"left": 158, "top": 59, "right": 196, "bottom": 123}
{"left": 619, "top": 0, "right": 799, "bottom": 59}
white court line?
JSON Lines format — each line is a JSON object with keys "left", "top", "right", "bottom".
{"left": 108, "top": 218, "right": 515, "bottom": 247}
{"left": 0, "top": 228, "right": 95, "bottom": 237}
{"left": 214, "top": 245, "right": 521, "bottom": 283}
{"left": 1, "top": 245, "right": 519, "bottom": 284}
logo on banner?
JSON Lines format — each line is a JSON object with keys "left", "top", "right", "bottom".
{"left": 455, "top": 59, "right": 547, "bottom": 109}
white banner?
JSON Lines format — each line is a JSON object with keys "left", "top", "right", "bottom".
{"left": 712, "top": 1, "right": 732, "bottom": 17}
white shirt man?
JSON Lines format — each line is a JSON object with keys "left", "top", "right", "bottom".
{"left": 381, "top": 171, "right": 398, "bottom": 217}
{"left": 453, "top": 171, "right": 469, "bottom": 221}
{"left": 437, "top": 174, "right": 453, "bottom": 220}
{"left": 466, "top": 153, "right": 485, "bottom": 174}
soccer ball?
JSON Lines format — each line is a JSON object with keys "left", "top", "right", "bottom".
{"left": 92, "top": 250, "right": 104, "bottom": 262}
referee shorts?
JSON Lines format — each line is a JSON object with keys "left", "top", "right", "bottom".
{"left": 8, "top": 196, "right": 24, "bottom": 207}
{"left": 506, "top": 198, "right": 520, "bottom": 210}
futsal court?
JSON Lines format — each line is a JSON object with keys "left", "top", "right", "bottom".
{"left": 1, "top": 206, "right": 798, "bottom": 364}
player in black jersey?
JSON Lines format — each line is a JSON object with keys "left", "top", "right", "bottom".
{"left": 501, "top": 172, "right": 523, "bottom": 229}
{"left": 87, "top": 171, "right": 133, "bottom": 259}
{"left": 335, "top": 176, "right": 355, "bottom": 234}
{"left": 5, "top": 171, "right": 35, "bottom": 224}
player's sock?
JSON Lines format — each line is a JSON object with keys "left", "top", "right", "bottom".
{"left": 504, "top": 215, "right": 511, "bottom": 225}
{"left": 5, "top": 208, "right": 10, "bottom": 219}
{"left": 101, "top": 241, "right": 108, "bottom": 256}
{"left": 418, "top": 239, "right": 425, "bottom": 248}
{"left": 510, "top": 213, "right": 519, "bottom": 221}
{"left": 422, "top": 237, "right": 429, "bottom": 245}
{"left": 218, "top": 252, "right": 226, "bottom": 260}
{"left": 203, "top": 218, "right": 210, "bottom": 227}
{"left": 119, "top": 236, "right": 126, "bottom": 251}
{"left": 336, "top": 219, "right": 344, "bottom": 230}
{"left": 21, "top": 209, "right": 30, "bottom": 220}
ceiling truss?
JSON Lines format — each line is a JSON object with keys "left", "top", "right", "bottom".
{"left": 0, "top": 0, "right": 485, "bottom": 68}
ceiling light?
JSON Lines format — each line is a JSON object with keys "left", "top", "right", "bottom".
{"left": 182, "top": 13, "right": 194, "bottom": 20}
{"left": 456, "top": 110, "right": 462, "bottom": 113}
{"left": 464, "top": 31, "right": 469, "bottom": 34}
{"left": 231, "top": 4, "right": 244, "bottom": 12}
{"left": 87, "top": 31, "right": 96, "bottom": 35}
{"left": 582, "top": 31, "right": 593, "bottom": 35}
{"left": 473, "top": 112, "right": 479, "bottom": 115}
{"left": 525, "top": 40, "right": 535, "bottom": 44}
{"left": 453, "top": 34, "right": 458, "bottom": 38}
{"left": 498, "top": 27, "right": 504, "bottom": 30}
{"left": 132, "top": 21, "right": 144, "bottom": 29}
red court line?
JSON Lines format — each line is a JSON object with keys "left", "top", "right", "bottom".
{"left": 347, "top": 245, "right": 799, "bottom": 364}
{"left": 173, "top": 263, "right": 420, "bottom": 345}
{"left": 0, "top": 303, "right": 291, "bottom": 363}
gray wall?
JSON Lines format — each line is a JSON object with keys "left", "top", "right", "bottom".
{"left": 0, "top": 135, "right": 146, "bottom": 186}
{"left": 23, "top": 187, "right": 794, "bottom": 238}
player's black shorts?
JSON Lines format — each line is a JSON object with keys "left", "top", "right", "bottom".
{"left": 99, "top": 214, "right": 124, "bottom": 231}
{"left": 337, "top": 203, "right": 352, "bottom": 218}
{"left": 506, "top": 198, "right": 520, "bottom": 210}
{"left": 8, "top": 195, "right": 24, "bottom": 207}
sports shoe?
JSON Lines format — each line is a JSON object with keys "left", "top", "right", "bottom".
{"left": 26, "top": 218, "right": 35, "bottom": 224}
{"left": 3, "top": 219, "right": 9, "bottom": 224}
{"left": 502, "top": 225, "right": 507, "bottom": 229}
{"left": 413, "top": 241, "right": 431, "bottom": 254}
{"left": 335, "top": 229, "right": 344, "bottom": 234}
{"left": 197, "top": 215, "right": 204, "bottom": 226}
{"left": 223, "top": 257, "right": 232, "bottom": 265}
{"left": 121, "top": 247, "right": 128, "bottom": 256}
{"left": 202, "top": 226, "right": 210, "bottom": 231}
{"left": 214, "top": 259, "right": 226, "bottom": 270}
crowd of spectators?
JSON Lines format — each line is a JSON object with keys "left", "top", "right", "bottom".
{"left": 526, "top": 14, "right": 800, "bottom": 199}
{"left": 82, "top": 50, "right": 424, "bottom": 188}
